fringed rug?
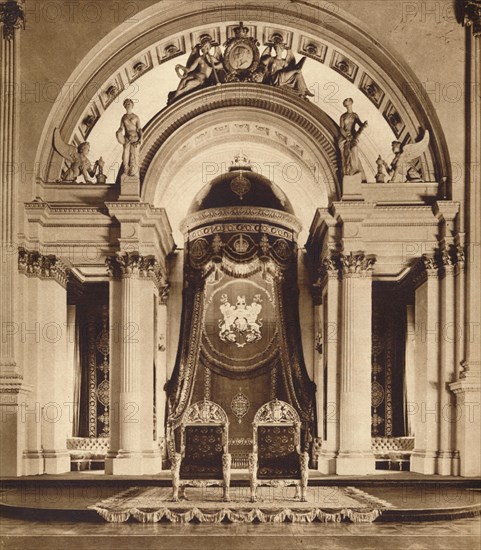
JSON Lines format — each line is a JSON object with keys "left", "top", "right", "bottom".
{"left": 90, "top": 486, "right": 393, "bottom": 524}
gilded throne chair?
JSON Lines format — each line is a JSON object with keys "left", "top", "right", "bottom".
{"left": 249, "top": 399, "right": 309, "bottom": 502}
{"left": 170, "top": 399, "right": 231, "bottom": 501}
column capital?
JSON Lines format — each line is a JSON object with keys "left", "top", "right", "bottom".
{"left": 106, "top": 251, "right": 167, "bottom": 290}
{"left": 460, "top": 0, "right": 481, "bottom": 37}
{"left": 312, "top": 252, "right": 341, "bottom": 299}
{"left": 339, "top": 252, "right": 375, "bottom": 277}
{"left": 0, "top": 0, "right": 25, "bottom": 40}
{"left": 18, "top": 247, "right": 69, "bottom": 288}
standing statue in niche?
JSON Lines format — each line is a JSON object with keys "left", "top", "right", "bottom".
{"left": 260, "top": 38, "right": 314, "bottom": 99}
{"left": 379, "top": 131, "right": 430, "bottom": 182}
{"left": 168, "top": 36, "right": 224, "bottom": 104}
{"left": 52, "top": 128, "right": 100, "bottom": 184}
{"left": 338, "top": 98, "right": 368, "bottom": 180}
{"left": 116, "top": 99, "right": 142, "bottom": 177}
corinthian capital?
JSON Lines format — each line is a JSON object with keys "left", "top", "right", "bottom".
{"left": 461, "top": 0, "right": 481, "bottom": 36}
{"left": 106, "top": 252, "right": 167, "bottom": 289}
{"left": 18, "top": 247, "right": 69, "bottom": 287}
{"left": 0, "top": 1, "right": 25, "bottom": 40}
{"left": 340, "top": 252, "right": 375, "bottom": 276}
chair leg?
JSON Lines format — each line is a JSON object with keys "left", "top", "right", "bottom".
{"left": 222, "top": 453, "right": 231, "bottom": 502}
{"left": 171, "top": 452, "right": 182, "bottom": 502}
{"left": 251, "top": 482, "right": 257, "bottom": 503}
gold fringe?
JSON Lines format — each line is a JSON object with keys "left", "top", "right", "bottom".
{"left": 92, "top": 505, "right": 382, "bottom": 524}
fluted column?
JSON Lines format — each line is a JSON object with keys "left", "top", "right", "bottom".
{"left": 437, "top": 250, "right": 458, "bottom": 475}
{"left": 105, "top": 252, "right": 163, "bottom": 475}
{"left": 0, "top": 0, "right": 24, "bottom": 375}
{"left": 0, "top": 1, "right": 26, "bottom": 476}
{"left": 336, "top": 252, "right": 376, "bottom": 475}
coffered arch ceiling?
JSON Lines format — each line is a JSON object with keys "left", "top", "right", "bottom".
{"left": 36, "top": 1, "right": 450, "bottom": 244}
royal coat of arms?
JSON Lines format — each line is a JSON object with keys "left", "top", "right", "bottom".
{"left": 219, "top": 294, "right": 263, "bottom": 347}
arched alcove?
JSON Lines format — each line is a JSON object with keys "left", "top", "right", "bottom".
{"left": 35, "top": 1, "right": 451, "bottom": 201}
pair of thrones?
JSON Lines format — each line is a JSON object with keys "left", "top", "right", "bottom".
{"left": 0, "top": 0, "right": 480, "bottom": 486}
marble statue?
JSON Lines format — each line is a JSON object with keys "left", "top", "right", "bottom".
{"left": 168, "top": 36, "right": 224, "bottom": 103}
{"left": 53, "top": 128, "right": 99, "bottom": 184}
{"left": 338, "top": 98, "right": 368, "bottom": 179}
{"left": 116, "top": 99, "right": 142, "bottom": 177}
{"left": 260, "top": 40, "right": 314, "bottom": 99}
{"left": 380, "top": 130, "right": 430, "bottom": 182}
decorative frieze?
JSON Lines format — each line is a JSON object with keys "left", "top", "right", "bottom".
{"left": 18, "top": 248, "right": 69, "bottom": 287}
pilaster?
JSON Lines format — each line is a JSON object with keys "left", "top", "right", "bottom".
{"left": 0, "top": 1, "right": 25, "bottom": 406}
{"left": 411, "top": 255, "right": 440, "bottom": 475}
{"left": 316, "top": 254, "right": 341, "bottom": 473}
{"left": 17, "top": 248, "right": 71, "bottom": 474}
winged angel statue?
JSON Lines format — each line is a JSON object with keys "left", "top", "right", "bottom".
{"left": 380, "top": 130, "right": 430, "bottom": 182}
{"left": 53, "top": 128, "right": 102, "bottom": 184}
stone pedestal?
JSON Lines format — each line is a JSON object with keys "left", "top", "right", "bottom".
{"left": 336, "top": 253, "right": 375, "bottom": 475}
{"left": 341, "top": 174, "right": 363, "bottom": 201}
{"left": 119, "top": 175, "right": 141, "bottom": 201}
{"left": 450, "top": 374, "right": 481, "bottom": 477}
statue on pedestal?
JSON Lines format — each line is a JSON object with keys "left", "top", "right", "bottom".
{"left": 52, "top": 128, "right": 100, "bottom": 184}
{"left": 379, "top": 131, "right": 430, "bottom": 182}
{"left": 116, "top": 99, "right": 142, "bottom": 177}
{"left": 338, "top": 98, "right": 368, "bottom": 181}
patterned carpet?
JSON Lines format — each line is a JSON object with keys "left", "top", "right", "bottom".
{"left": 90, "top": 485, "right": 393, "bottom": 523}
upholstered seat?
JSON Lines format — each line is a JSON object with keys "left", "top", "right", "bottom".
{"left": 249, "top": 399, "right": 308, "bottom": 502}
{"left": 169, "top": 400, "right": 231, "bottom": 501}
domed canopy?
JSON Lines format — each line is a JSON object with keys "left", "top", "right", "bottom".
{"left": 188, "top": 154, "right": 295, "bottom": 215}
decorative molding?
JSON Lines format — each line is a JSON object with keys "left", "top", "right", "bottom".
{"left": 0, "top": 0, "right": 25, "bottom": 40}
{"left": 383, "top": 101, "right": 405, "bottom": 138}
{"left": 330, "top": 50, "right": 358, "bottom": 82}
{"left": 181, "top": 206, "right": 302, "bottom": 235}
{"left": 298, "top": 35, "right": 327, "bottom": 63}
{"left": 359, "top": 73, "right": 385, "bottom": 107}
{"left": 18, "top": 247, "right": 69, "bottom": 287}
